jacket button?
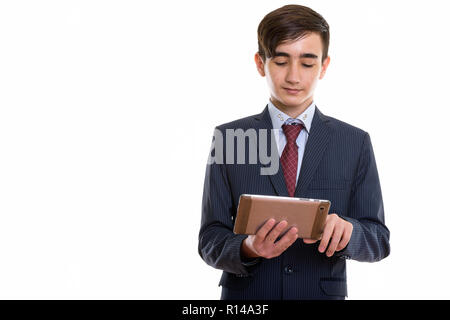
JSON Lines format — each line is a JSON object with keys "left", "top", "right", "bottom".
{"left": 284, "top": 266, "right": 293, "bottom": 274}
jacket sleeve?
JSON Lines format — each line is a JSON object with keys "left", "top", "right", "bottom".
{"left": 198, "top": 128, "right": 258, "bottom": 275}
{"left": 336, "top": 132, "right": 391, "bottom": 262}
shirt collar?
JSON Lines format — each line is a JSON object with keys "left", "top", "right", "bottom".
{"left": 268, "top": 99, "right": 315, "bottom": 133}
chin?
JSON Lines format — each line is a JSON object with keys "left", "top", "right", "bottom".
{"left": 278, "top": 94, "right": 308, "bottom": 107}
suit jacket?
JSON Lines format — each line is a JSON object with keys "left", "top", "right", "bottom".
{"left": 198, "top": 105, "right": 390, "bottom": 300}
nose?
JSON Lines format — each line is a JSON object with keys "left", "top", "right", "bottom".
{"left": 285, "top": 62, "right": 301, "bottom": 84}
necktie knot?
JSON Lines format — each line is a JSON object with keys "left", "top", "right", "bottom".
{"left": 282, "top": 123, "right": 303, "bottom": 144}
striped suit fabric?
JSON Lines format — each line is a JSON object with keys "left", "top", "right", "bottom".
{"left": 198, "top": 105, "right": 390, "bottom": 300}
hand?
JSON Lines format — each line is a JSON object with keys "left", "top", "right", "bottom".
{"left": 241, "top": 219, "right": 298, "bottom": 259}
{"left": 303, "top": 213, "right": 353, "bottom": 257}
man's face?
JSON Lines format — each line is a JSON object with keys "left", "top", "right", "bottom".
{"left": 255, "top": 32, "right": 330, "bottom": 113}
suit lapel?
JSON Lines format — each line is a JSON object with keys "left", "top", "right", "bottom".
{"left": 294, "top": 107, "right": 332, "bottom": 197}
{"left": 254, "top": 105, "right": 332, "bottom": 198}
{"left": 254, "top": 105, "right": 289, "bottom": 197}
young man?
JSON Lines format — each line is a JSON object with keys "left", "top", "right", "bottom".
{"left": 198, "top": 4, "right": 390, "bottom": 300}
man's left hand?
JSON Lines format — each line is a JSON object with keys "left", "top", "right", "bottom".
{"left": 303, "top": 213, "right": 353, "bottom": 257}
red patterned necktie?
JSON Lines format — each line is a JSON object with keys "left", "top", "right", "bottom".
{"left": 281, "top": 123, "right": 303, "bottom": 197}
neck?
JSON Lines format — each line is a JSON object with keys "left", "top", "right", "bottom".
{"left": 270, "top": 97, "right": 313, "bottom": 118}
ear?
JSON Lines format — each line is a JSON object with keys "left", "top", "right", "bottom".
{"left": 319, "top": 56, "right": 331, "bottom": 79}
{"left": 254, "top": 53, "right": 266, "bottom": 77}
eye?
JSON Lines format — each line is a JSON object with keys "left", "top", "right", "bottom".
{"left": 275, "top": 62, "right": 287, "bottom": 66}
{"left": 302, "top": 64, "right": 313, "bottom": 68}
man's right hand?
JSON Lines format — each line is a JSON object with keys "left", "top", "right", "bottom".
{"left": 241, "top": 218, "right": 298, "bottom": 259}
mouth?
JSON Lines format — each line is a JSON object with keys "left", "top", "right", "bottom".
{"left": 283, "top": 87, "right": 301, "bottom": 94}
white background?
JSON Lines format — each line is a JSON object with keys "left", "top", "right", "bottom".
{"left": 0, "top": 0, "right": 449, "bottom": 299}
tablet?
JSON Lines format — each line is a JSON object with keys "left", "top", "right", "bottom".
{"left": 233, "top": 194, "right": 330, "bottom": 240}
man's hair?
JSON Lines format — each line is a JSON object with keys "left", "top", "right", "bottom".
{"left": 257, "top": 4, "right": 330, "bottom": 63}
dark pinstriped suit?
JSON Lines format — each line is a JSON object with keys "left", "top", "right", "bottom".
{"left": 198, "top": 105, "right": 390, "bottom": 300}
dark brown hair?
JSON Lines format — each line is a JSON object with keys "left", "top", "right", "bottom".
{"left": 257, "top": 4, "right": 330, "bottom": 63}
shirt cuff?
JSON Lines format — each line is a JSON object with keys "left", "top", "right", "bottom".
{"left": 241, "top": 257, "right": 261, "bottom": 266}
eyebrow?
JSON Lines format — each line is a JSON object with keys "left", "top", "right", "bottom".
{"left": 273, "top": 51, "right": 318, "bottom": 59}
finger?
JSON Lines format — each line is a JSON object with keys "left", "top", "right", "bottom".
{"left": 326, "top": 225, "right": 344, "bottom": 257}
{"left": 274, "top": 227, "right": 298, "bottom": 254}
{"left": 254, "top": 218, "right": 276, "bottom": 245}
{"left": 303, "top": 239, "right": 318, "bottom": 244}
{"left": 319, "top": 217, "right": 335, "bottom": 253}
{"left": 265, "top": 220, "right": 288, "bottom": 243}
{"left": 336, "top": 228, "right": 352, "bottom": 251}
